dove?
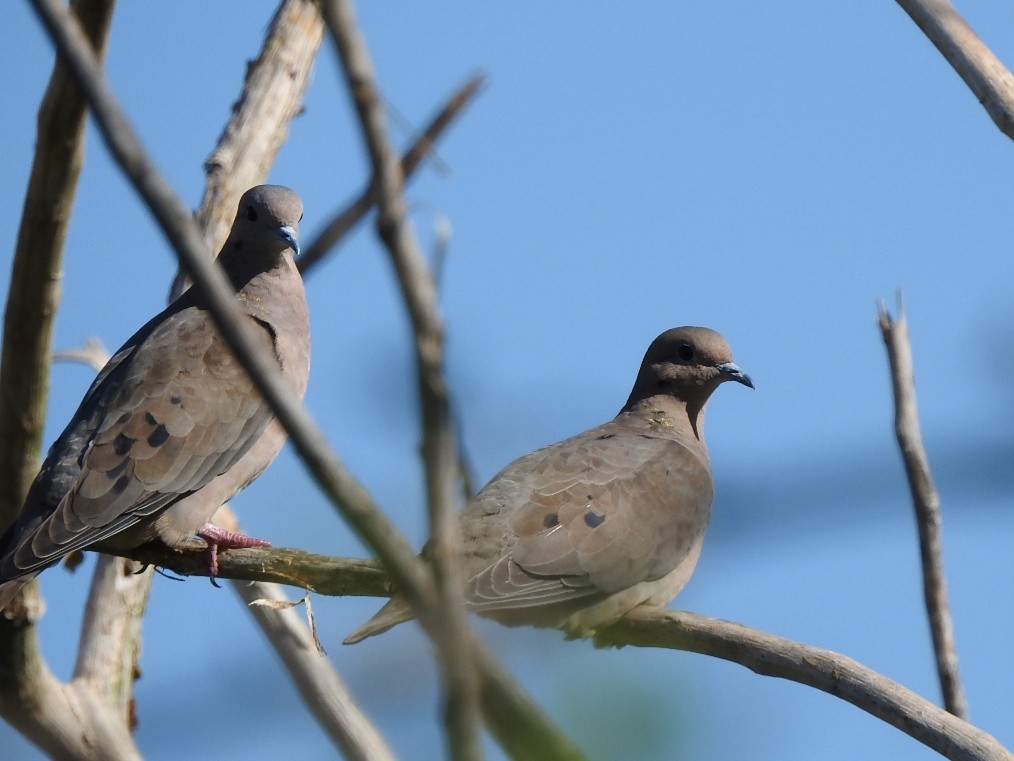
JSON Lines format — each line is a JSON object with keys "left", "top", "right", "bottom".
{"left": 0, "top": 185, "right": 309, "bottom": 611}
{"left": 345, "top": 326, "right": 752, "bottom": 643}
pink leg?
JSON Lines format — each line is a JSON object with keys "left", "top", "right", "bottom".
{"left": 197, "top": 524, "right": 271, "bottom": 581}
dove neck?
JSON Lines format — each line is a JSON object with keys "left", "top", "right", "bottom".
{"left": 216, "top": 243, "right": 290, "bottom": 291}
{"left": 621, "top": 394, "right": 707, "bottom": 441}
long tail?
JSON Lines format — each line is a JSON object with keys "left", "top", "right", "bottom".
{"left": 343, "top": 597, "right": 414, "bottom": 645}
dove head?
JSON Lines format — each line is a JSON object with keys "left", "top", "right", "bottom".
{"left": 229, "top": 185, "right": 303, "bottom": 258}
{"left": 622, "top": 326, "right": 752, "bottom": 433}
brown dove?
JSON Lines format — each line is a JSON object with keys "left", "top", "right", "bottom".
{"left": 345, "top": 326, "right": 751, "bottom": 643}
{"left": 0, "top": 185, "right": 309, "bottom": 610}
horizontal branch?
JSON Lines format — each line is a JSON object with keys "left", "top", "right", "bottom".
{"left": 122, "top": 544, "right": 389, "bottom": 598}
{"left": 106, "top": 542, "right": 1014, "bottom": 761}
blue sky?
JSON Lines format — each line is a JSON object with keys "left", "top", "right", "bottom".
{"left": 3, "top": 2, "right": 1014, "bottom": 760}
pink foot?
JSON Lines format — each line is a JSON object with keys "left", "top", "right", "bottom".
{"left": 197, "top": 524, "right": 271, "bottom": 583}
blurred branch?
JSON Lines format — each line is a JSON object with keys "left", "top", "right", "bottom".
{"left": 234, "top": 580, "right": 397, "bottom": 761}
{"left": 0, "top": 0, "right": 114, "bottom": 531}
{"left": 894, "top": 0, "right": 1014, "bottom": 139}
{"left": 322, "top": 1, "right": 481, "bottom": 759}
{"left": 878, "top": 300, "right": 967, "bottom": 718}
{"left": 29, "top": 3, "right": 583, "bottom": 760}
{"left": 0, "top": 2, "right": 141, "bottom": 760}
{"left": 297, "top": 72, "right": 484, "bottom": 274}
{"left": 597, "top": 608, "right": 1006, "bottom": 761}
{"left": 176, "top": 4, "right": 396, "bottom": 759}
{"left": 170, "top": 0, "right": 324, "bottom": 299}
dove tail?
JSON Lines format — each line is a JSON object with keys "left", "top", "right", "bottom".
{"left": 343, "top": 598, "right": 414, "bottom": 645}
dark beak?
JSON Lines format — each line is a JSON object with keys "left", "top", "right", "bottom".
{"left": 718, "top": 362, "right": 754, "bottom": 389}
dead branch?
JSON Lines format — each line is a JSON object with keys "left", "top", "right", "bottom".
{"left": 322, "top": 0, "right": 481, "bottom": 757}
{"left": 878, "top": 299, "right": 967, "bottom": 718}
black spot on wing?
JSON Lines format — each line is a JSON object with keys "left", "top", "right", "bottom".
{"left": 113, "top": 434, "right": 134, "bottom": 456}
{"left": 147, "top": 424, "right": 170, "bottom": 448}
{"left": 584, "top": 510, "right": 606, "bottom": 528}
{"left": 543, "top": 512, "right": 560, "bottom": 528}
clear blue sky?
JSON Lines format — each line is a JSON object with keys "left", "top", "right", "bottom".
{"left": 3, "top": 2, "right": 1014, "bottom": 760}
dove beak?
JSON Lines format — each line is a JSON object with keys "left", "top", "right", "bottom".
{"left": 718, "top": 362, "right": 754, "bottom": 389}
{"left": 276, "top": 225, "right": 299, "bottom": 256}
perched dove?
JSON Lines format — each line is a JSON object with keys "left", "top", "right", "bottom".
{"left": 0, "top": 185, "right": 309, "bottom": 611}
{"left": 345, "top": 326, "right": 752, "bottom": 643}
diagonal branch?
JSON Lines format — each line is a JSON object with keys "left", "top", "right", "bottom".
{"left": 321, "top": 1, "right": 481, "bottom": 758}
{"left": 597, "top": 607, "right": 1003, "bottom": 761}
{"left": 878, "top": 299, "right": 967, "bottom": 718}
{"left": 297, "top": 72, "right": 484, "bottom": 274}
{"left": 28, "top": 3, "right": 585, "bottom": 760}
{"left": 894, "top": 0, "right": 1014, "bottom": 139}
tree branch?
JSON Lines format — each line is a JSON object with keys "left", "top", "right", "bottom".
{"left": 297, "top": 73, "right": 485, "bottom": 274}
{"left": 894, "top": 0, "right": 1014, "bottom": 140}
{"left": 168, "top": 0, "right": 325, "bottom": 300}
{"left": 878, "top": 299, "right": 967, "bottom": 718}
{"left": 322, "top": 1, "right": 481, "bottom": 758}
{"left": 597, "top": 608, "right": 1005, "bottom": 761}
{"left": 108, "top": 540, "right": 1012, "bottom": 761}
{"left": 28, "top": 3, "right": 585, "bottom": 759}
{"left": 0, "top": 3, "right": 143, "bottom": 760}
{"left": 234, "top": 580, "right": 397, "bottom": 761}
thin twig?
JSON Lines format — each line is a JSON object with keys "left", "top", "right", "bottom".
{"left": 322, "top": 2, "right": 482, "bottom": 758}
{"left": 894, "top": 0, "right": 1014, "bottom": 139}
{"left": 297, "top": 73, "right": 485, "bottom": 274}
{"left": 878, "top": 299, "right": 968, "bottom": 718}
{"left": 598, "top": 607, "right": 1003, "bottom": 761}
{"left": 28, "top": 5, "right": 584, "bottom": 759}
{"left": 235, "top": 580, "right": 397, "bottom": 761}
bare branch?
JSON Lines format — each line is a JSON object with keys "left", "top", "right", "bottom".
{"left": 235, "top": 581, "right": 397, "bottom": 761}
{"left": 895, "top": 0, "right": 1014, "bottom": 139}
{"left": 597, "top": 608, "right": 1005, "bottom": 761}
{"left": 322, "top": 1, "right": 481, "bottom": 757}
{"left": 27, "top": 5, "right": 583, "bottom": 760}
{"left": 169, "top": 0, "right": 324, "bottom": 300}
{"left": 0, "top": 0, "right": 114, "bottom": 530}
{"left": 124, "top": 543, "right": 390, "bottom": 596}
{"left": 73, "top": 556, "right": 150, "bottom": 719}
{"left": 878, "top": 299, "right": 967, "bottom": 718}
{"left": 109, "top": 540, "right": 1012, "bottom": 761}
{"left": 297, "top": 73, "right": 485, "bottom": 274}
{"left": 0, "top": 3, "right": 144, "bottom": 759}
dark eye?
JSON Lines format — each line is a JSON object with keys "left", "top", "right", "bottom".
{"left": 246, "top": 206, "right": 258, "bottom": 222}
{"left": 677, "top": 343, "right": 695, "bottom": 361}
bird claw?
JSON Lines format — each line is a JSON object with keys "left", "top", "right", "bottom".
{"left": 196, "top": 524, "right": 271, "bottom": 582}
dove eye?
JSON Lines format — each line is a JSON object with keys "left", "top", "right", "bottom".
{"left": 246, "top": 206, "right": 258, "bottom": 222}
{"left": 677, "top": 344, "right": 695, "bottom": 361}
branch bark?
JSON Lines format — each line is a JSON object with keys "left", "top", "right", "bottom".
{"left": 235, "top": 580, "right": 397, "bottom": 761}
{"left": 895, "top": 0, "right": 1014, "bottom": 139}
{"left": 321, "top": 1, "right": 481, "bottom": 758}
{"left": 878, "top": 300, "right": 967, "bottom": 718}
{"left": 597, "top": 608, "right": 1004, "bottom": 761}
